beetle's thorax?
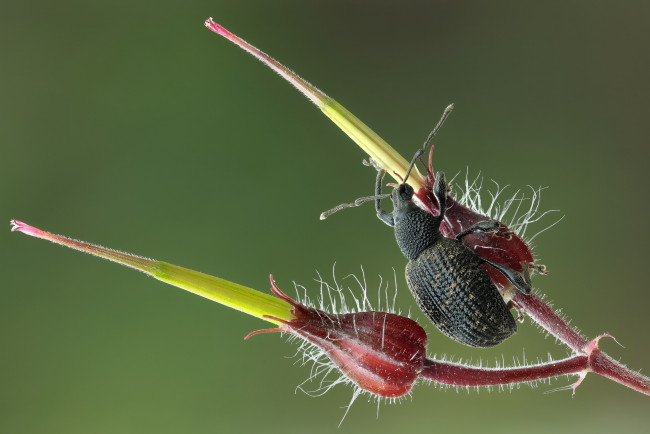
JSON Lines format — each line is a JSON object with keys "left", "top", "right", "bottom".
{"left": 391, "top": 185, "right": 440, "bottom": 260}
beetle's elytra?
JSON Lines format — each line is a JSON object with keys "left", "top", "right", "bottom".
{"left": 322, "top": 107, "right": 532, "bottom": 347}
{"left": 381, "top": 170, "right": 531, "bottom": 347}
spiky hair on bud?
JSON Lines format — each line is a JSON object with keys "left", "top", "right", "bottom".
{"left": 245, "top": 269, "right": 426, "bottom": 423}
{"left": 452, "top": 170, "right": 564, "bottom": 247}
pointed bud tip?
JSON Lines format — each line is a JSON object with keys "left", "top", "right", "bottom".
{"left": 204, "top": 18, "right": 226, "bottom": 36}
{"left": 10, "top": 219, "right": 35, "bottom": 234}
{"left": 10, "top": 219, "right": 22, "bottom": 231}
{"left": 10, "top": 219, "right": 50, "bottom": 240}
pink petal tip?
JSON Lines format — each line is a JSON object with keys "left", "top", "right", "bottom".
{"left": 10, "top": 219, "right": 27, "bottom": 232}
{"left": 10, "top": 219, "right": 42, "bottom": 237}
{"left": 204, "top": 18, "right": 226, "bottom": 36}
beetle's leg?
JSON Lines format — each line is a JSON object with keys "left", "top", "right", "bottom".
{"left": 377, "top": 210, "right": 395, "bottom": 227}
{"left": 528, "top": 262, "right": 548, "bottom": 274}
{"left": 375, "top": 169, "right": 395, "bottom": 227}
{"left": 456, "top": 220, "right": 500, "bottom": 240}
{"left": 507, "top": 301, "right": 525, "bottom": 322}
{"left": 482, "top": 258, "right": 532, "bottom": 294}
{"left": 431, "top": 171, "right": 447, "bottom": 230}
{"left": 320, "top": 165, "right": 391, "bottom": 220}
{"left": 320, "top": 194, "right": 389, "bottom": 220}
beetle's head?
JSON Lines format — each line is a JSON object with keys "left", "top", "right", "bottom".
{"left": 391, "top": 182, "right": 415, "bottom": 214}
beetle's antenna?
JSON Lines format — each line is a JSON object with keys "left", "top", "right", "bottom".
{"left": 403, "top": 103, "right": 454, "bottom": 185}
{"left": 423, "top": 104, "right": 454, "bottom": 155}
{"left": 320, "top": 194, "right": 391, "bottom": 220}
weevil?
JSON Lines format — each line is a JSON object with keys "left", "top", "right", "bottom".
{"left": 321, "top": 106, "right": 532, "bottom": 347}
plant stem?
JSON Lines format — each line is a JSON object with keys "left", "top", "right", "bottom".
{"left": 420, "top": 355, "right": 587, "bottom": 387}
{"left": 421, "top": 349, "right": 650, "bottom": 395}
{"left": 507, "top": 292, "right": 650, "bottom": 395}
{"left": 9, "top": 220, "right": 294, "bottom": 324}
{"left": 204, "top": 18, "right": 422, "bottom": 191}
{"left": 511, "top": 292, "right": 587, "bottom": 353}
{"left": 590, "top": 350, "right": 650, "bottom": 396}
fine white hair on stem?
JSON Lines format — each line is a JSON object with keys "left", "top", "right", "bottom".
{"left": 453, "top": 168, "right": 564, "bottom": 247}
{"left": 423, "top": 350, "right": 571, "bottom": 394}
{"left": 526, "top": 291, "right": 587, "bottom": 345}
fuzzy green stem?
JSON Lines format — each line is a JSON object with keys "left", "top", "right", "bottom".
{"left": 320, "top": 99, "right": 418, "bottom": 187}
{"left": 150, "top": 262, "right": 292, "bottom": 322}
{"left": 9, "top": 220, "right": 293, "bottom": 324}
{"left": 204, "top": 18, "right": 423, "bottom": 191}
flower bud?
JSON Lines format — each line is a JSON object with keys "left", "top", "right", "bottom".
{"left": 247, "top": 277, "right": 427, "bottom": 398}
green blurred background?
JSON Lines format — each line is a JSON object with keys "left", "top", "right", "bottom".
{"left": 2, "top": 1, "right": 649, "bottom": 433}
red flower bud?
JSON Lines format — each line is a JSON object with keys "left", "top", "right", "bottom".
{"left": 247, "top": 276, "right": 427, "bottom": 398}
{"left": 417, "top": 152, "right": 543, "bottom": 291}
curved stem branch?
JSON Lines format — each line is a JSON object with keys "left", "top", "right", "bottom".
{"left": 420, "top": 355, "right": 587, "bottom": 387}
{"left": 421, "top": 350, "right": 650, "bottom": 396}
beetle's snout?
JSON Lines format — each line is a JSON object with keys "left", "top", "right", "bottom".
{"left": 394, "top": 183, "right": 414, "bottom": 203}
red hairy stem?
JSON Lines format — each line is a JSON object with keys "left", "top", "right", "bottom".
{"left": 420, "top": 355, "right": 587, "bottom": 387}
{"left": 511, "top": 291, "right": 587, "bottom": 353}
{"left": 509, "top": 289, "right": 650, "bottom": 395}
{"left": 421, "top": 350, "right": 650, "bottom": 395}
{"left": 590, "top": 350, "right": 650, "bottom": 396}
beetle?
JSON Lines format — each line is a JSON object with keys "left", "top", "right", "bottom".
{"left": 321, "top": 107, "right": 532, "bottom": 347}
{"left": 376, "top": 168, "right": 531, "bottom": 347}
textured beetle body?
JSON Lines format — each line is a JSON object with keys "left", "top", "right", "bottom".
{"left": 377, "top": 171, "right": 530, "bottom": 347}
{"left": 405, "top": 237, "right": 516, "bottom": 347}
